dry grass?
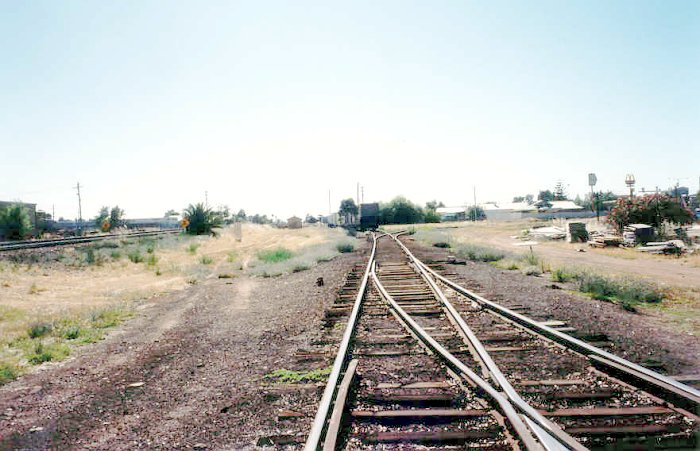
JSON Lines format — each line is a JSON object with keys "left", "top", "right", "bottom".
{"left": 0, "top": 224, "right": 355, "bottom": 383}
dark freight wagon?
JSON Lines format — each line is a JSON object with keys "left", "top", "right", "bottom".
{"left": 359, "top": 203, "right": 379, "bottom": 230}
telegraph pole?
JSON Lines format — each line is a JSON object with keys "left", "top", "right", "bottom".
{"left": 74, "top": 182, "right": 83, "bottom": 235}
{"left": 205, "top": 190, "right": 209, "bottom": 208}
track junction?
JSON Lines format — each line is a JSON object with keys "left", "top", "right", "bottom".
{"left": 304, "top": 232, "right": 699, "bottom": 450}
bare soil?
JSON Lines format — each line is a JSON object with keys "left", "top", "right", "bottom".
{"left": 0, "top": 246, "right": 366, "bottom": 449}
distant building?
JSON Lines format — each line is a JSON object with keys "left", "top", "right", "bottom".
{"left": 436, "top": 207, "right": 467, "bottom": 221}
{"left": 287, "top": 216, "right": 302, "bottom": 229}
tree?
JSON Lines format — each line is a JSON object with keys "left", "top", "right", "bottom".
{"left": 0, "top": 204, "right": 32, "bottom": 240}
{"left": 608, "top": 194, "right": 694, "bottom": 233}
{"left": 424, "top": 210, "right": 441, "bottom": 223}
{"left": 95, "top": 206, "right": 110, "bottom": 230}
{"left": 467, "top": 206, "right": 485, "bottom": 221}
{"left": 164, "top": 209, "right": 178, "bottom": 218}
{"left": 183, "top": 203, "right": 224, "bottom": 235}
{"left": 305, "top": 214, "right": 318, "bottom": 224}
{"left": 512, "top": 196, "right": 525, "bottom": 203}
{"left": 538, "top": 190, "right": 554, "bottom": 202}
{"left": 36, "top": 210, "right": 54, "bottom": 234}
{"left": 339, "top": 198, "right": 359, "bottom": 224}
{"left": 425, "top": 200, "right": 444, "bottom": 211}
{"left": 580, "top": 191, "right": 618, "bottom": 211}
{"left": 250, "top": 214, "right": 269, "bottom": 224}
{"left": 525, "top": 194, "right": 534, "bottom": 205}
{"left": 235, "top": 209, "right": 247, "bottom": 221}
{"left": 553, "top": 181, "right": 568, "bottom": 200}
{"left": 109, "top": 206, "right": 126, "bottom": 230}
{"left": 378, "top": 197, "right": 424, "bottom": 224}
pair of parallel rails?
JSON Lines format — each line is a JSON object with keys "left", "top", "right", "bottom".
{"left": 305, "top": 232, "right": 700, "bottom": 450}
{"left": 0, "top": 229, "right": 180, "bottom": 252}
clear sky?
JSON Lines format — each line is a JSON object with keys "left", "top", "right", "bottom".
{"left": 1, "top": 1, "right": 698, "bottom": 220}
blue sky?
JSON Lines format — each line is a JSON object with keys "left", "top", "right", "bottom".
{"left": 1, "top": 1, "right": 698, "bottom": 219}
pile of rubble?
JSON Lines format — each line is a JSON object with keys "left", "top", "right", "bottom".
{"left": 637, "top": 240, "right": 687, "bottom": 255}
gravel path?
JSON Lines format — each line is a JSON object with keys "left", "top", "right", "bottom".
{"left": 0, "top": 247, "right": 366, "bottom": 449}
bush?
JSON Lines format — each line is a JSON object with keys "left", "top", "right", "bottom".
{"left": 336, "top": 243, "right": 354, "bottom": 253}
{"left": 551, "top": 268, "right": 574, "bottom": 283}
{"left": 27, "top": 342, "right": 69, "bottom": 365}
{"left": 456, "top": 244, "right": 507, "bottom": 262}
{"left": 187, "top": 243, "right": 200, "bottom": 254}
{"left": 608, "top": 194, "right": 694, "bottom": 232}
{"left": 257, "top": 248, "right": 293, "bottom": 263}
{"left": 577, "top": 273, "right": 662, "bottom": 304}
{"left": 200, "top": 255, "right": 213, "bottom": 265}
{"left": 433, "top": 242, "right": 451, "bottom": 248}
{"left": 0, "top": 204, "right": 32, "bottom": 240}
{"left": 128, "top": 250, "right": 144, "bottom": 263}
{"left": 183, "top": 203, "right": 224, "bottom": 235}
{"left": 0, "top": 362, "right": 19, "bottom": 384}
{"left": 28, "top": 322, "right": 53, "bottom": 339}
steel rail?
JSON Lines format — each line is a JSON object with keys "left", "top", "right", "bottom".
{"left": 395, "top": 234, "right": 700, "bottom": 413}
{"left": 391, "top": 233, "right": 585, "bottom": 451}
{"left": 304, "top": 232, "right": 380, "bottom": 450}
{"left": 370, "top": 262, "right": 543, "bottom": 451}
{"left": 0, "top": 229, "right": 180, "bottom": 252}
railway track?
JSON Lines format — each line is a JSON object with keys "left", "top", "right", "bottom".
{"left": 304, "top": 232, "right": 699, "bottom": 450}
{"left": 0, "top": 229, "right": 180, "bottom": 252}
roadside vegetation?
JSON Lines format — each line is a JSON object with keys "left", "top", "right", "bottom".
{"left": 0, "top": 305, "right": 132, "bottom": 385}
{"left": 413, "top": 229, "right": 664, "bottom": 312}
{"left": 0, "top": 224, "right": 357, "bottom": 383}
{"left": 248, "top": 234, "right": 356, "bottom": 277}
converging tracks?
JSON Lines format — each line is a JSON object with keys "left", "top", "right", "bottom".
{"left": 305, "top": 232, "right": 699, "bottom": 450}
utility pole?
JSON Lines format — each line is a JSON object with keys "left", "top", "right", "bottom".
{"left": 356, "top": 182, "right": 360, "bottom": 224}
{"left": 472, "top": 186, "right": 477, "bottom": 221}
{"left": 74, "top": 182, "right": 83, "bottom": 235}
{"left": 205, "top": 190, "right": 209, "bottom": 208}
{"left": 328, "top": 189, "right": 331, "bottom": 216}
{"left": 361, "top": 186, "right": 364, "bottom": 204}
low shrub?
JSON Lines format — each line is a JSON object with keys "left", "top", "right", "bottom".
{"left": 264, "top": 367, "right": 332, "bottom": 383}
{"left": 27, "top": 342, "right": 69, "bottom": 365}
{"left": 577, "top": 273, "right": 662, "bottom": 304}
{"left": 456, "top": 244, "right": 507, "bottom": 262}
{"left": 187, "top": 243, "right": 200, "bottom": 255}
{"left": 551, "top": 268, "right": 575, "bottom": 283}
{"left": 200, "top": 255, "right": 214, "bottom": 265}
{"left": 0, "top": 362, "right": 19, "bottom": 384}
{"left": 433, "top": 242, "right": 451, "bottom": 248}
{"left": 257, "top": 248, "right": 293, "bottom": 263}
{"left": 128, "top": 250, "right": 144, "bottom": 263}
{"left": 336, "top": 243, "right": 354, "bottom": 253}
{"left": 27, "top": 322, "right": 52, "bottom": 339}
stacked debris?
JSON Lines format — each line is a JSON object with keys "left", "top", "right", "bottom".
{"left": 587, "top": 231, "right": 623, "bottom": 248}
{"left": 623, "top": 224, "right": 654, "bottom": 245}
{"left": 637, "top": 240, "right": 686, "bottom": 255}
{"left": 528, "top": 226, "right": 566, "bottom": 240}
{"left": 567, "top": 222, "right": 588, "bottom": 243}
